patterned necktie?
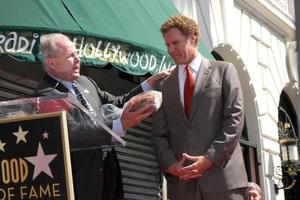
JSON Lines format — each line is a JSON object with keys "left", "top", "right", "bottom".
{"left": 184, "top": 65, "right": 195, "bottom": 118}
{"left": 72, "top": 82, "right": 97, "bottom": 117}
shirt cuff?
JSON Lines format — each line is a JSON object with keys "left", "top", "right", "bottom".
{"left": 141, "top": 80, "right": 152, "bottom": 91}
{"left": 112, "top": 118, "right": 126, "bottom": 138}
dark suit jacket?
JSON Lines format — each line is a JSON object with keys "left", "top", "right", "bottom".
{"left": 152, "top": 58, "right": 248, "bottom": 199}
{"left": 34, "top": 74, "right": 143, "bottom": 200}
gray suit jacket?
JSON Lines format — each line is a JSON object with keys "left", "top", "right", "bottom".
{"left": 152, "top": 58, "right": 248, "bottom": 199}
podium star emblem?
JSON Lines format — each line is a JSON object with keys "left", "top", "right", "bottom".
{"left": 0, "top": 140, "right": 6, "bottom": 152}
{"left": 25, "top": 142, "right": 57, "bottom": 180}
{"left": 42, "top": 131, "right": 49, "bottom": 139}
{"left": 12, "top": 125, "right": 29, "bottom": 144}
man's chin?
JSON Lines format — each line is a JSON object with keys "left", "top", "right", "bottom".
{"left": 71, "top": 74, "right": 80, "bottom": 82}
{"left": 74, "top": 73, "right": 80, "bottom": 78}
{"left": 172, "top": 58, "right": 183, "bottom": 65}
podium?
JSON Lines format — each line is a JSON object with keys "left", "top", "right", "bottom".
{"left": 0, "top": 95, "right": 125, "bottom": 200}
{"left": 0, "top": 95, "right": 74, "bottom": 200}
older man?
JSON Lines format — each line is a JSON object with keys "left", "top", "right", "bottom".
{"left": 34, "top": 33, "right": 168, "bottom": 200}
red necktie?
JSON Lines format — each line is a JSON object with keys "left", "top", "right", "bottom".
{"left": 184, "top": 65, "right": 195, "bottom": 117}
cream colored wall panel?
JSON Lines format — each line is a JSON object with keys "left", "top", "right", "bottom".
{"left": 250, "top": 18, "right": 261, "bottom": 40}
{"left": 172, "top": 0, "right": 194, "bottom": 15}
{"left": 209, "top": 5, "right": 221, "bottom": 46}
{"left": 264, "top": 176, "right": 272, "bottom": 200}
{"left": 262, "top": 64, "right": 269, "bottom": 91}
{"left": 277, "top": 47, "right": 288, "bottom": 85}
{"left": 261, "top": 26, "right": 272, "bottom": 47}
{"left": 220, "top": 0, "right": 235, "bottom": 44}
{"left": 266, "top": 91, "right": 280, "bottom": 120}
{"left": 262, "top": 151, "right": 281, "bottom": 178}
{"left": 261, "top": 137, "right": 280, "bottom": 155}
{"left": 243, "top": 38, "right": 258, "bottom": 79}
{"left": 262, "top": 152, "right": 274, "bottom": 179}
{"left": 263, "top": 68, "right": 280, "bottom": 119}
{"left": 258, "top": 42, "right": 270, "bottom": 67}
{"left": 268, "top": 50, "right": 286, "bottom": 99}
{"left": 278, "top": 39, "right": 289, "bottom": 81}
{"left": 265, "top": 69, "right": 281, "bottom": 100}
{"left": 255, "top": 91, "right": 268, "bottom": 115}
{"left": 231, "top": 6, "right": 242, "bottom": 51}
{"left": 271, "top": 155, "right": 282, "bottom": 177}
{"left": 265, "top": 176, "right": 285, "bottom": 200}
{"left": 267, "top": 51, "right": 284, "bottom": 94}
{"left": 259, "top": 114, "right": 278, "bottom": 139}
{"left": 239, "top": 12, "right": 251, "bottom": 61}
{"left": 197, "top": 2, "right": 214, "bottom": 50}
{"left": 209, "top": 0, "right": 224, "bottom": 45}
{"left": 196, "top": 1, "right": 214, "bottom": 50}
{"left": 270, "top": 35, "right": 288, "bottom": 84}
{"left": 209, "top": 18, "right": 220, "bottom": 48}
{"left": 268, "top": 51, "right": 282, "bottom": 84}
{"left": 250, "top": 65, "right": 264, "bottom": 102}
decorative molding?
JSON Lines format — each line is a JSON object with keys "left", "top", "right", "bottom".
{"left": 235, "top": 0, "right": 295, "bottom": 40}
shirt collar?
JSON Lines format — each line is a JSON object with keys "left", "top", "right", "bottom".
{"left": 48, "top": 74, "right": 74, "bottom": 91}
{"left": 178, "top": 52, "right": 202, "bottom": 73}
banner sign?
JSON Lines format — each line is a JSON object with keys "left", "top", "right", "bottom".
{"left": 0, "top": 31, "right": 174, "bottom": 75}
{"left": 0, "top": 112, "right": 74, "bottom": 200}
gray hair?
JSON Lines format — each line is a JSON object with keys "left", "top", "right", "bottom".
{"left": 246, "top": 182, "right": 261, "bottom": 197}
{"left": 40, "top": 33, "right": 71, "bottom": 60}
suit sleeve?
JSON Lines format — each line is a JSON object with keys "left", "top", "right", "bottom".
{"left": 151, "top": 90, "right": 178, "bottom": 172}
{"left": 204, "top": 63, "right": 244, "bottom": 169}
{"left": 34, "top": 92, "right": 114, "bottom": 151}
{"left": 89, "top": 77, "right": 144, "bottom": 107}
{"left": 67, "top": 78, "right": 144, "bottom": 150}
{"left": 67, "top": 107, "right": 113, "bottom": 151}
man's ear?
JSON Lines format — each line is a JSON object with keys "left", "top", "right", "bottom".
{"left": 46, "top": 58, "right": 55, "bottom": 68}
{"left": 46, "top": 58, "right": 55, "bottom": 70}
{"left": 189, "top": 35, "right": 198, "bottom": 46}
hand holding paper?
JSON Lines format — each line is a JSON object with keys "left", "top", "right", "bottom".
{"left": 101, "top": 91, "right": 162, "bottom": 130}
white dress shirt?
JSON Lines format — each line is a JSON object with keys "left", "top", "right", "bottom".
{"left": 178, "top": 53, "right": 202, "bottom": 106}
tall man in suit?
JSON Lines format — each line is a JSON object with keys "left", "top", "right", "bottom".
{"left": 34, "top": 33, "right": 168, "bottom": 200}
{"left": 151, "top": 15, "right": 248, "bottom": 200}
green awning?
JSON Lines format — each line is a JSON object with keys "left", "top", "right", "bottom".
{"left": 0, "top": 0, "right": 214, "bottom": 75}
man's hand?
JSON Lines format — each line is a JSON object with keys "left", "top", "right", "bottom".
{"left": 146, "top": 69, "right": 173, "bottom": 88}
{"left": 120, "top": 101, "right": 153, "bottom": 130}
{"left": 166, "top": 156, "right": 186, "bottom": 177}
{"left": 178, "top": 153, "right": 214, "bottom": 181}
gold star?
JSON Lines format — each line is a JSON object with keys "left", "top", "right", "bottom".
{"left": 0, "top": 140, "right": 6, "bottom": 152}
{"left": 12, "top": 126, "right": 29, "bottom": 144}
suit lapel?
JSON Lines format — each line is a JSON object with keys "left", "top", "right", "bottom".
{"left": 164, "top": 66, "right": 188, "bottom": 122}
{"left": 190, "top": 58, "right": 212, "bottom": 121}
{"left": 44, "top": 74, "right": 69, "bottom": 93}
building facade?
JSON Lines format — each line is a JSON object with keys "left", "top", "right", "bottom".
{"left": 171, "top": 0, "right": 298, "bottom": 199}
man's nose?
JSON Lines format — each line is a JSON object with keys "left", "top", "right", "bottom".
{"left": 168, "top": 45, "right": 175, "bottom": 54}
{"left": 74, "top": 55, "right": 80, "bottom": 63}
